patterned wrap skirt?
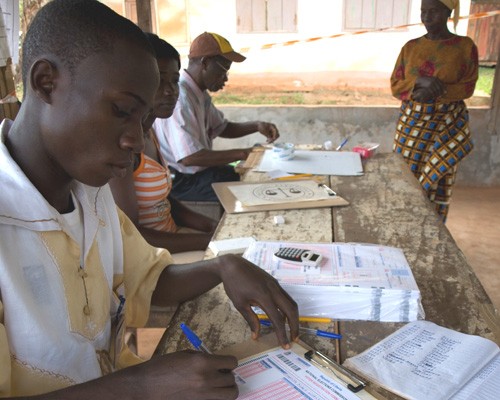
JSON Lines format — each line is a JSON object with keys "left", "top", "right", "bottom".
{"left": 393, "top": 100, "right": 473, "bottom": 221}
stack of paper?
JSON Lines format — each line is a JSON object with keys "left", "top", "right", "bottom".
{"left": 242, "top": 241, "right": 424, "bottom": 322}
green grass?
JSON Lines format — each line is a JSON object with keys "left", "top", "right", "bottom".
{"left": 213, "top": 92, "right": 306, "bottom": 105}
{"left": 477, "top": 66, "right": 495, "bottom": 95}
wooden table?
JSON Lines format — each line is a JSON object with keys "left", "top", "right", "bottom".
{"left": 156, "top": 152, "right": 500, "bottom": 399}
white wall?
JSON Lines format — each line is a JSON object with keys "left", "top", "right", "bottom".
{"left": 172, "top": 0, "right": 472, "bottom": 76}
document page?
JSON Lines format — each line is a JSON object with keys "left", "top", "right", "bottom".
{"left": 243, "top": 241, "right": 423, "bottom": 322}
{"left": 257, "top": 150, "right": 364, "bottom": 176}
{"left": 243, "top": 241, "right": 418, "bottom": 290}
{"left": 452, "top": 353, "right": 500, "bottom": 400}
{"left": 343, "top": 321, "right": 500, "bottom": 400}
{"left": 236, "top": 346, "right": 365, "bottom": 400}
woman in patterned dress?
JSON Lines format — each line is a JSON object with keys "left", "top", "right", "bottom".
{"left": 391, "top": 0, "right": 478, "bottom": 222}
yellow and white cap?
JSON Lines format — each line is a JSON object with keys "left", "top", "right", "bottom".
{"left": 189, "top": 32, "right": 246, "bottom": 62}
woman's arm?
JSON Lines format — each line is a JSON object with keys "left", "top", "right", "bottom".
{"left": 138, "top": 226, "right": 212, "bottom": 253}
{"left": 390, "top": 47, "right": 415, "bottom": 101}
{"left": 109, "top": 159, "right": 212, "bottom": 253}
{"left": 180, "top": 148, "right": 252, "bottom": 167}
{"left": 169, "top": 196, "right": 218, "bottom": 233}
{"left": 441, "top": 41, "right": 479, "bottom": 101}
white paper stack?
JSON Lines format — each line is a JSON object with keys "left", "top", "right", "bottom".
{"left": 242, "top": 241, "right": 424, "bottom": 322}
{"left": 208, "top": 236, "right": 257, "bottom": 256}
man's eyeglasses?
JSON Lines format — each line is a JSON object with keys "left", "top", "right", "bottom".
{"left": 213, "top": 59, "right": 230, "bottom": 76}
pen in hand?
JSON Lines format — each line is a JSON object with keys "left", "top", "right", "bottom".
{"left": 259, "top": 320, "right": 342, "bottom": 340}
{"left": 180, "top": 322, "right": 212, "bottom": 353}
{"left": 180, "top": 323, "right": 244, "bottom": 382}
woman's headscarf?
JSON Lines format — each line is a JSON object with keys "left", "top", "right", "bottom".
{"left": 438, "top": 0, "right": 460, "bottom": 30}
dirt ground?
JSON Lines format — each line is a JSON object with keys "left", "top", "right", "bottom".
{"left": 212, "top": 73, "right": 491, "bottom": 107}
{"left": 213, "top": 85, "right": 402, "bottom": 106}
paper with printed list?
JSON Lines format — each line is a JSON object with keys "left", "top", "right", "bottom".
{"left": 235, "top": 345, "right": 374, "bottom": 400}
{"left": 242, "top": 241, "right": 423, "bottom": 322}
{"left": 343, "top": 320, "right": 500, "bottom": 400}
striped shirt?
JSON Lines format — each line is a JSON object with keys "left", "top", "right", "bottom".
{"left": 133, "top": 152, "right": 178, "bottom": 233}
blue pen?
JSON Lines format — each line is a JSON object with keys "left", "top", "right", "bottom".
{"left": 180, "top": 323, "right": 212, "bottom": 353}
{"left": 180, "top": 323, "right": 244, "bottom": 382}
{"left": 336, "top": 138, "right": 349, "bottom": 151}
{"left": 260, "top": 320, "right": 342, "bottom": 340}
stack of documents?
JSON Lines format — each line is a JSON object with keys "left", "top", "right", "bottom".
{"left": 242, "top": 241, "right": 424, "bottom": 322}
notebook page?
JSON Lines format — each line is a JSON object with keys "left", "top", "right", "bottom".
{"left": 343, "top": 321, "right": 499, "bottom": 400}
{"left": 452, "top": 353, "right": 500, "bottom": 400}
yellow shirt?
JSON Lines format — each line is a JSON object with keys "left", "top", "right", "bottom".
{"left": 0, "top": 119, "right": 173, "bottom": 396}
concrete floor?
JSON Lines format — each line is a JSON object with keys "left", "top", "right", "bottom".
{"left": 137, "top": 185, "right": 500, "bottom": 359}
{"left": 446, "top": 185, "right": 500, "bottom": 311}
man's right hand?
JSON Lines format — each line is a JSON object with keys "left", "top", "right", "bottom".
{"left": 84, "top": 351, "right": 238, "bottom": 400}
{"left": 132, "top": 351, "right": 238, "bottom": 399}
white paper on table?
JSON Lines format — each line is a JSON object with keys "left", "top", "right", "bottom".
{"left": 452, "top": 353, "right": 500, "bottom": 400}
{"left": 266, "top": 169, "right": 294, "bottom": 179}
{"left": 243, "top": 241, "right": 423, "bottom": 322}
{"left": 236, "top": 346, "right": 367, "bottom": 400}
{"left": 243, "top": 241, "right": 418, "bottom": 290}
{"left": 256, "top": 150, "right": 364, "bottom": 176}
{"left": 343, "top": 321, "right": 500, "bottom": 400}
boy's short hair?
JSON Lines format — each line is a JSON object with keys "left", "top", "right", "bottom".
{"left": 145, "top": 33, "right": 181, "bottom": 70}
{"left": 22, "top": 0, "right": 154, "bottom": 89}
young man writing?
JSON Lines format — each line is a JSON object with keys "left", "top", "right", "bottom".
{"left": 0, "top": 1, "right": 298, "bottom": 398}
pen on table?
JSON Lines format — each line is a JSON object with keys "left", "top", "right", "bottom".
{"left": 259, "top": 320, "right": 342, "bottom": 340}
{"left": 257, "top": 314, "right": 332, "bottom": 324}
{"left": 318, "top": 183, "right": 337, "bottom": 196}
{"left": 180, "top": 322, "right": 212, "bottom": 353}
{"left": 275, "top": 173, "right": 313, "bottom": 181}
{"left": 336, "top": 138, "right": 349, "bottom": 151}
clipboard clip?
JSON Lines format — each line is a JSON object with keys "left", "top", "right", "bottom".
{"left": 304, "top": 350, "right": 366, "bottom": 393}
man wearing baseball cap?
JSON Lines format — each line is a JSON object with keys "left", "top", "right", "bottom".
{"left": 154, "top": 32, "right": 280, "bottom": 202}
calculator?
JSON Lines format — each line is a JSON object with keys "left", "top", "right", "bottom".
{"left": 273, "top": 247, "right": 323, "bottom": 268}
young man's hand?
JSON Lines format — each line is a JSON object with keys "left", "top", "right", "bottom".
{"left": 109, "top": 351, "right": 238, "bottom": 400}
{"left": 218, "top": 254, "right": 299, "bottom": 347}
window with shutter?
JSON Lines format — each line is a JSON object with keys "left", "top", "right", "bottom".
{"left": 236, "top": 0, "right": 298, "bottom": 33}
{"left": 344, "top": 0, "right": 411, "bottom": 31}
